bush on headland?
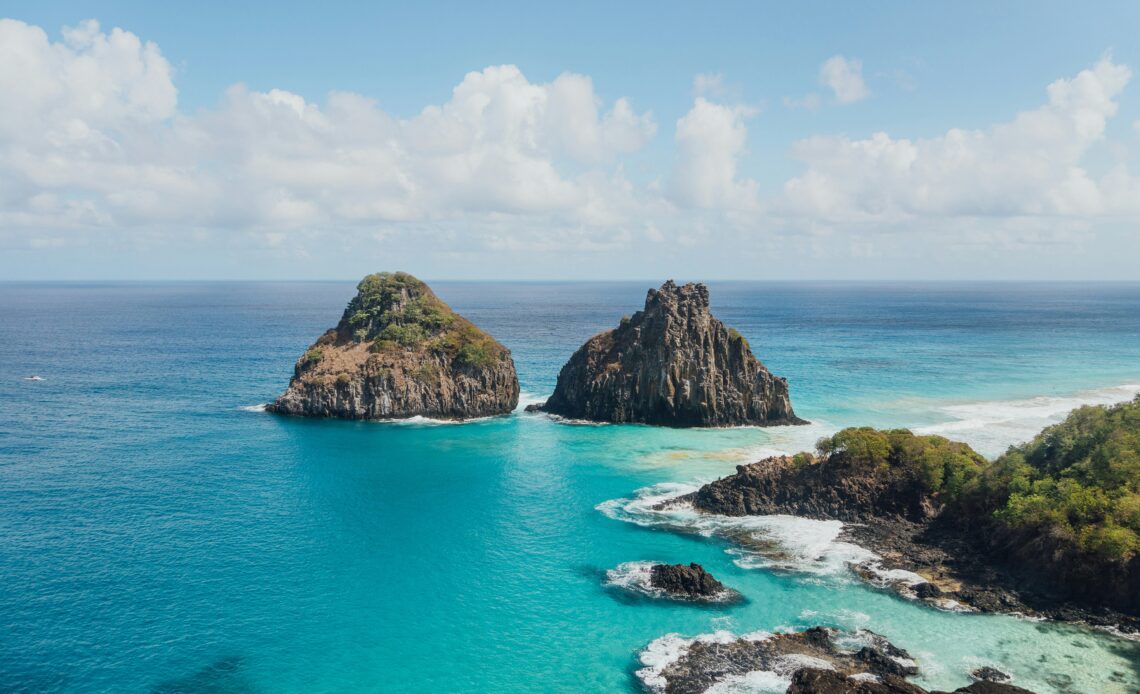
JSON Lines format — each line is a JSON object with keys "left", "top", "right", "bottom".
{"left": 960, "top": 395, "right": 1140, "bottom": 561}
{"left": 813, "top": 427, "right": 987, "bottom": 502}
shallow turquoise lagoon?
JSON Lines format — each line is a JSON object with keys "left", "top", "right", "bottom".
{"left": 1, "top": 282, "right": 1138, "bottom": 692}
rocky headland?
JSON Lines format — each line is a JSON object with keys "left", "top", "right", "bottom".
{"left": 533, "top": 280, "right": 804, "bottom": 427}
{"left": 639, "top": 626, "right": 1033, "bottom": 694}
{"left": 268, "top": 272, "right": 518, "bottom": 420}
{"left": 677, "top": 410, "right": 1140, "bottom": 631}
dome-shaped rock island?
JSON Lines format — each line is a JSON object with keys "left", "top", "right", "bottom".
{"left": 268, "top": 272, "right": 519, "bottom": 420}
{"left": 532, "top": 280, "right": 804, "bottom": 427}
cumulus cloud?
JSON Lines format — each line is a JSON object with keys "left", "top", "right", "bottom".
{"left": 2, "top": 18, "right": 1140, "bottom": 279}
{"left": 0, "top": 19, "right": 656, "bottom": 238}
{"left": 819, "top": 55, "right": 870, "bottom": 104}
{"left": 780, "top": 57, "right": 1139, "bottom": 224}
{"left": 669, "top": 98, "right": 759, "bottom": 209}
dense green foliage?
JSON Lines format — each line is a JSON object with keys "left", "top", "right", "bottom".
{"left": 303, "top": 347, "right": 324, "bottom": 363}
{"left": 815, "top": 427, "right": 987, "bottom": 499}
{"left": 342, "top": 272, "right": 505, "bottom": 365}
{"left": 963, "top": 397, "right": 1140, "bottom": 559}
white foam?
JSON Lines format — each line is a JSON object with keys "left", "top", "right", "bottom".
{"left": 703, "top": 670, "right": 790, "bottom": 694}
{"left": 514, "top": 390, "right": 549, "bottom": 412}
{"left": 637, "top": 630, "right": 774, "bottom": 692}
{"left": 638, "top": 632, "right": 843, "bottom": 694}
{"left": 599, "top": 484, "right": 877, "bottom": 579}
{"left": 604, "top": 561, "right": 660, "bottom": 594}
{"left": 239, "top": 404, "right": 268, "bottom": 412}
{"left": 915, "top": 383, "right": 1140, "bottom": 456}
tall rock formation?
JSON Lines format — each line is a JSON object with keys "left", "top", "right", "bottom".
{"left": 535, "top": 280, "right": 803, "bottom": 427}
{"left": 268, "top": 272, "right": 519, "bottom": 420}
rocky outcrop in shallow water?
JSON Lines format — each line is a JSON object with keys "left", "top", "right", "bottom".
{"left": 787, "top": 668, "right": 1034, "bottom": 694}
{"left": 641, "top": 627, "right": 923, "bottom": 694}
{"left": 648, "top": 563, "right": 730, "bottom": 600}
{"left": 268, "top": 272, "right": 518, "bottom": 420}
{"left": 640, "top": 626, "right": 1035, "bottom": 694}
{"left": 535, "top": 280, "right": 804, "bottom": 427}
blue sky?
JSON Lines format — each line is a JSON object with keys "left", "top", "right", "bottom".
{"left": 2, "top": 1, "right": 1139, "bottom": 279}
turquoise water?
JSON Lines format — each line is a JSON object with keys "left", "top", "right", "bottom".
{"left": 1, "top": 281, "right": 1139, "bottom": 693}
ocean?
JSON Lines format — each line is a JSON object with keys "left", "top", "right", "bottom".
{"left": 1, "top": 281, "right": 1139, "bottom": 693}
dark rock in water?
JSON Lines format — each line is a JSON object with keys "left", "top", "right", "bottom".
{"left": 536, "top": 280, "right": 804, "bottom": 427}
{"left": 648, "top": 563, "right": 727, "bottom": 599}
{"left": 936, "top": 683, "right": 1036, "bottom": 694}
{"left": 267, "top": 272, "right": 518, "bottom": 420}
{"left": 856, "top": 645, "right": 919, "bottom": 677}
{"left": 969, "top": 667, "right": 1011, "bottom": 683}
{"left": 640, "top": 627, "right": 927, "bottom": 694}
{"left": 788, "top": 668, "right": 927, "bottom": 693}
{"left": 912, "top": 582, "right": 943, "bottom": 599}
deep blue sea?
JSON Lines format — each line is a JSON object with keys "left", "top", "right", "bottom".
{"left": 2, "top": 282, "right": 1139, "bottom": 693}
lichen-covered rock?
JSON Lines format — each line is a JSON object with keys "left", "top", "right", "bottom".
{"left": 268, "top": 272, "right": 518, "bottom": 420}
{"left": 536, "top": 280, "right": 803, "bottom": 427}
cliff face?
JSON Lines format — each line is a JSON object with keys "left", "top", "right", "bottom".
{"left": 268, "top": 272, "right": 518, "bottom": 420}
{"left": 538, "top": 280, "right": 803, "bottom": 427}
{"left": 688, "top": 455, "right": 940, "bottom": 523}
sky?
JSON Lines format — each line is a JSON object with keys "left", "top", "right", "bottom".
{"left": 2, "top": 1, "right": 1140, "bottom": 280}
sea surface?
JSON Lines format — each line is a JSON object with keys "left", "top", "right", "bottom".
{"left": 2, "top": 281, "right": 1139, "bottom": 693}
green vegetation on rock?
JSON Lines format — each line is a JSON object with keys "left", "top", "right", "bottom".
{"left": 962, "top": 396, "right": 1140, "bottom": 560}
{"left": 338, "top": 272, "right": 506, "bottom": 366}
{"left": 814, "top": 427, "right": 988, "bottom": 499}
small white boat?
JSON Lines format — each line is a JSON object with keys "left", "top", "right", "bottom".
{"left": 25, "top": 375, "right": 44, "bottom": 381}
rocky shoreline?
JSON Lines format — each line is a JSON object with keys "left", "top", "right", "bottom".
{"left": 680, "top": 448, "right": 1140, "bottom": 634}
{"left": 839, "top": 515, "right": 1140, "bottom": 633}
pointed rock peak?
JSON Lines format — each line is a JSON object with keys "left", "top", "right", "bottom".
{"left": 645, "top": 280, "right": 709, "bottom": 311}
{"left": 538, "top": 280, "right": 805, "bottom": 427}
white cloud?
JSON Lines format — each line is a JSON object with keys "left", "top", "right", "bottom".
{"left": 0, "top": 19, "right": 656, "bottom": 237}
{"left": 819, "top": 55, "right": 870, "bottom": 104}
{"left": 2, "top": 18, "right": 1140, "bottom": 279}
{"left": 780, "top": 57, "right": 1140, "bottom": 223}
{"left": 668, "top": 97, "right": 759, "bottom": 209}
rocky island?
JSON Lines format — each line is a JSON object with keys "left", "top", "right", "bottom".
{"left": 532, "top": 280, "right": 804, "bottom": 427}
{"left": 679, "top": 399, "right": 1140, "bottom": 630}
{"left": 268, "top": 272, "right": 519, "bottom": 420}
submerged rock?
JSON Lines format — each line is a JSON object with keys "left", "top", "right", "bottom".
{"left": 536, "top": 280, "right": 804, "bottom": 427}
{"left": 268, "top": 272, "right": 518, "bottom": 420}
{"left": 648, "top": 563, "right": 730, "bottom": 600}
